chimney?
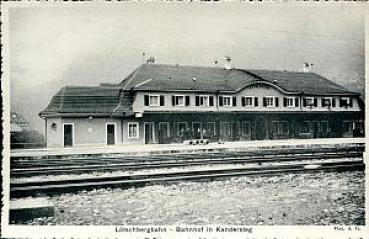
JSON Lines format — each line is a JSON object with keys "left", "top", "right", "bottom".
{"left": 303, "top": 62, "right": 313, "bottom": 72}
{"left": 224, "top": 56, "right": 231, "bottom": 70}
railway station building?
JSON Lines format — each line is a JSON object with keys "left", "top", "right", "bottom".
{"left": 40, "top": 61, "right": 365, "bottom": 148}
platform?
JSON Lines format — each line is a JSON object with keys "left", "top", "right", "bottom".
{"left": 10, "top": 138, "right": 365, "bottom": 158}
{"left": 9, "top": 197, "right": 54, "bottom": 223}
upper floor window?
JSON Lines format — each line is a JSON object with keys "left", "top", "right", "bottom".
{"left": 263, "top": 96, "right": 279, "bottom": 107}
{"left": 172, "top": 95, "right": 190, "bottom": 106}
{"left": 340, "top": 97, "right": 353, "bottom": 108}
{"left": 303, "top": 97, "right": 317, "bottom": 107}
{"left": 219, "top": 96, "right": 236, "bottom": 107}
{"left": 322, "top": 97, "right": 333, "bottom": 107}
{"left": 286, "top": 97, "right": 295, "bottom": 107}
{"left": 144, "top": 95, "right": 164, "bottom": 106}
{"left": 149, "top": 95, "right": 160, "bottom": 106}
{"left": 196, "top": 95, "right": 214, "bottom": 107}
{"left": 241, "top": 96, "right": 258, "bottom": 107}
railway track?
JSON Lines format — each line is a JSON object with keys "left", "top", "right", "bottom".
{"left": 11, "top": 146, "right": 364, "bottom": 177}
{"left": 10, "top": 159, "right": 364, "bottom": 198}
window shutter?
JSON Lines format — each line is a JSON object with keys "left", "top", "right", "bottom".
{"left": 185, "top": 96, "right": 190, "bottom": 106}
{"left": 275, "top": 97, "right": 279, "bottom": 107}
{"left": 160, "top": 95, "right": 165, "bottom": 106}
{"left": 314, "top": 98, "right": 317, "bottom": 107}
{"left": 283, "top": 97, "right": 287, "bottom": 107}
{"left": 332, "top": 98, "right": 336, "bottom": 107}
{"left": 263, "top": 97, "right": 267, "bottom": 107}
{"left": 241, "top": 97, "right": 246, "bottom": 106}
{"left": 321, "top": 99, "right": 325, "bottom": 107}
{"left": 303, "top": 98, "right": 307, "bottom": 107}
{"left": 144, "top": 95, "right": 149, "bottom": 106}
{"left": 195, "top": 96, "right": 200, "bottom": 106}
{"left": 172, "top": 96, "right": 175, "bottom": 106}
{"left": 219, "top": 96, "right": 223, "bottom": 106}
{"left": 254, "top": 97, "right": 258, "bottom": 107}
{"left": 233, "top": 96, "right": 237, "bottom": 106}
{"left": 349, "top": 98, "right": 353, "bottom": 107}
{"left": 295, "top": 97, "right": 299, "bottom": 107}
{"left": 209, "top": 96, "right": 214, "bottom": 106}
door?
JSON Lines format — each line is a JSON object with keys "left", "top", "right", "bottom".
{"left": 144, "top": 122, "right": 154, "bottom": 144}
{"left": 220, "top": 122, "right": 231, "bottom": 141}
{"left": 158, "top": 122, "right": 169, "bottom": 144}
{"left": 255, "top": 117, "right": 267, "bottom": 140}
{"left": 192, "top": 122, "right": 202, "bottom": 139}
{"left": 106, "top": 123, "right": 115, "bottom": 145}
{"left": 63, "top": 124, "right": 73, "bottom": 147}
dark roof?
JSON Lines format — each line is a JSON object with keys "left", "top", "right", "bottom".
{"left": 40, "top": 86, "right": 131, "bottom": 117}
{"left": 41, "top": 63, "right": 359, "bottom": 117}
{"left": 121, "top": 64, "right": 358, "bottom": 96}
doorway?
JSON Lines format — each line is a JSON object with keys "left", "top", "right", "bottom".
{"left": 256, "top": 116, "right": 267, "bottom": 140}
{"left": 158, "top": 122, "right": 169, "bottom": 144}
{"left": 63, "top": 123, "right": 74, "bottom": 147}
{"left": 144, "top": 122, "right": 154, "bottom": 144}
{"left": 106, "top": 123, "right": 116, "bottom": 145}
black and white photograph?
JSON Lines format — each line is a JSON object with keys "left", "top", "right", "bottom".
{"left": 1, "top": 1, "right": 368, "bottom": 239}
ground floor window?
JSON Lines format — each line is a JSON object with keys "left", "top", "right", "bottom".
{"left": 272, "top": 121, "right": 289, "bottom": 134}
{"left": 128, "top": 123, "right": 139, "bottom": 139}
{"left": 300, "top": 121, "right": 310, "bottom": 134}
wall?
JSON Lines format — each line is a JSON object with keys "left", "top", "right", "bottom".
{"left": 46, "top": 117, "right": 122, "bottom": 148}
{"left": 132, "top": 84, "right": 361, "bottom": 113}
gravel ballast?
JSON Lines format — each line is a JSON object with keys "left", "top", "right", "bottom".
{"left": 16, "top": 170, "right": 365, "bottom": 225}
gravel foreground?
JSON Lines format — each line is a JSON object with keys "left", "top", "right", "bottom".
{"left": 20, "top": 170, "right": 364, "bottom": 225}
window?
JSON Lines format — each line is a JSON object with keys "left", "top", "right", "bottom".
{"left": 320, "top": 121, "right": 329, "bottom": 133}
{"left": 149, "top": 95, "right": 160, "bottom": 106}
{"left": 305, "top": 97, "right": 314, "bottom": 106}
{"left": 241, "top": 96, "right": 253, "bottom": 107}
{"left": 263, "top": 96, "right": 276, "bottom": 107}
{"left": 174, "top": 95, "right": 185, "bottom": 106}
{"left": 219, "top": 96, "right": 236, "bottom": 107}
{"left": 272, "top": 121, "right": 289, "bottom": 134}
{"left": 177, "top": 122, "right": 187, "bottom": 136}
{"left": 223, "top": 96, "right": 232, "bottom": 107}
{"left": 199, "top": 95, "right": 209, "bottom": 106}
{"left": 128, "top": 123, "right": 139, "bottom": 139}
{"left": 144, "top": 95, "right": 164, "bottom": 106}
{"left": 340, "top": 97, "right": 352, "bottom": 108}
{"left": 301, "top": 121, "right": 310, "bottom": 134}
{"left": 286, "top": 97, "right": 295, "bottom": 107}
{"left": 322, "top": 98, "right": 332, "bottom": 107}
{"left": 173, "top": 95, "right": 190, "bottom": 106}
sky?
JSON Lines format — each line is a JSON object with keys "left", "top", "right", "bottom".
{"left": 8, "top": 3, "right": 365, "bottom": 134}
